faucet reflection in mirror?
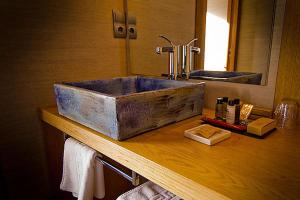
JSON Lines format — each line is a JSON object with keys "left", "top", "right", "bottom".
{"left": 156, "top": 35, "right": 200, "bottom": 80}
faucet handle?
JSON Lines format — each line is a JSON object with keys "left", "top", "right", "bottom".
{"left": 184, "top": 39, "right": 200, "bottom": 80}
{"left": 186, "top": 38, "right": 200, "bottom": 54}
{"left": 156, "top": 35, "right": 175, "bottom": 55}
{"left": 190, "top": 46, "right": 200, "bottom": 54}
{"left": 155, "top": 47, "right": 162, "bottom": 54}
{"left": 156, "top": 46, "right": 174, "bottom": 54}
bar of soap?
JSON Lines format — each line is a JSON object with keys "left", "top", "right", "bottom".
{"left": 188, "top": 124, "right": 221, "bottom": 138}
{"left": 184, "top": 124, "right": 231, "bottom": 145}
{"left": 247, "top": 117, "right": 276, "bottom": 136}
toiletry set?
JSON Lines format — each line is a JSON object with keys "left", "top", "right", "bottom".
{"left": 208, "top": 97, "right": 276, "bottom": 138}
{"left": 215, "top": 97, "right": 241, "bottom": 125}
{"left": 183, "top": 97, "right": 241, "bottom": 146}
{"left": 184, "top": 97, "right": 277, "bottom": 146}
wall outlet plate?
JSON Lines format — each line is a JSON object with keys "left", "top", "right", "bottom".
{"left": 112, "top": 10, "right": 126, "bottom": 38}
{"left": 128, "top": 15, "right": 137, "bottom": 39}
{"left": 128, "top": 25, "right": 137, "bottom": 39}
{"left": 112, "top": 10, "right": 137, "bottom": 39}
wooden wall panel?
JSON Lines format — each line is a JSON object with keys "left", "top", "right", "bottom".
{"left": 275, "top": 0, "right": 300, "bottom": 122}
{"left": 128, "top": 0, "right": 196, "bottom": 76}
{"left": 0, "top": 1, "right": 126, "bottom": 199}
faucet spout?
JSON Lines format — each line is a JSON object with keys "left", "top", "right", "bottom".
{"left": 186, "top": 38, "right": 198, "bottom": 46}
{"left": 159, "top": 35, "right": 175, "bottom": 46}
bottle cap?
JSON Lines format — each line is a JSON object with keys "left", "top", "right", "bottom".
{"left": 228, "top": 100, "right": 235, "bottom": 106}
{"left": 222, "top": 97, "right": 228, "bottom": 103}
{"left": 234, "top": 98, "right": 240, "bottom": 105}
{"left": 216, "top": 97, "right": 223, "bottom": 104}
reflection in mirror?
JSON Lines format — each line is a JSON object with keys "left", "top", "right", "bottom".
{"left": 128, "top": 0, "right": 196, "bottom": 77}
{"left": 128, "top": 0, "right": 279, "bottom": 85}
{"left": 194, "top": 0, "right": 276, "bottom": 85}
{"left": 203, "top": 0, "right": 230, "bottom": 71}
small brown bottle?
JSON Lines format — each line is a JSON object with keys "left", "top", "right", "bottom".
{"left": 226, "top": 100, "right": 236, "bottom": 124}
{"left": 222, "top": 97, "right": 228, "bottom": 121}
{"left": 234, "top": 98, "right": 241, "bottom": 124}
{"left": 215, "top": 98, "right": 223, "bottom": 120}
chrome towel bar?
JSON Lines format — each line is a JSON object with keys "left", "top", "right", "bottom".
{"left": 63, "top": 134, "right": 140, "bottom": 186}
{"left": 96, "top": 157, "right": 140, "bottom": 186}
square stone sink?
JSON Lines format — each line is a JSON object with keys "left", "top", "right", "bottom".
{"left": 54, "top": 76, "right": 205, "bottom": 140}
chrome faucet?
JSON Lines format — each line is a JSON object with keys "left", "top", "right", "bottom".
{"left": 155, "top": 35, "right": 178, "bottom": 80}
{"left": 156, "top": 35, "right": 200, "bottom": 80}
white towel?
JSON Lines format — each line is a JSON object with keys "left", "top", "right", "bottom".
{"left": 117, "top": 181, "right": 180, "bottom": 200}
{"left": 60, "top": 138, "right": 105, "bottom": 200}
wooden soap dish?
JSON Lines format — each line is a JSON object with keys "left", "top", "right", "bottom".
{"left": 184, "top": 124, "right": 231, "bottom": 146}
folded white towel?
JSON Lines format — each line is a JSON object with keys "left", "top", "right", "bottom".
{"left": 60, "top": 138, "right": 105, "bottom": 200}
{"left": 117, "top": 181, "right": 180, "bottom": 200}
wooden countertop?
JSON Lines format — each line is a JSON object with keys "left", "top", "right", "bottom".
{"left": 41, "top": 107, "right": 300, "bottom": 200}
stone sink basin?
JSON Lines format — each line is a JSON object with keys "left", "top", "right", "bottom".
{"left": 54, "top": 76, "right": 205, "bottom": 140}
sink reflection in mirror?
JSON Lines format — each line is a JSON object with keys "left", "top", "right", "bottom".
{"left": 189, "top": 70, "right": 262, "bottom": 85}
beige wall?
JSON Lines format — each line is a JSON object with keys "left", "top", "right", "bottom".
{"left": 0, "top": 1, "right": 126, "bottom": 199}
{"left": 275, "top": 0, "right": 300, "bottom": 122}
{"left": 128, "top": 0, "right": 196, "bottom": 76}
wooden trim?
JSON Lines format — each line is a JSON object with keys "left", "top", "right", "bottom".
{"left": 41, "top": 107, "right": 228, "bottom": 200}
{"left": 194, "top": 0, "right": 207, "bottom": 70}
{"left": 41, "top": 106, "right": 300, "bottom": 199}
{"left": 226, "top": 0, "right": 239, "bottom": 71}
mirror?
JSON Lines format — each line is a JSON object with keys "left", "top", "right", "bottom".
{"left": 128, "top": 0, "right": 280, "bottom": 85}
